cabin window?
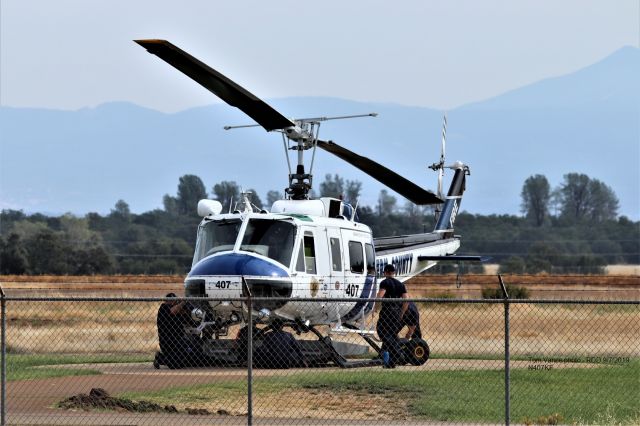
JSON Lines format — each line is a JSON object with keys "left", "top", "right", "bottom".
{"left": 330, "top": 237, "right": 342, "bottom": 271}
{"left": 303, "top": 233, "right": 317, "bottom": 274}
{"left": 193, "top": 219, "right": 242, "bottom": 264}
{"left": 348, "top": 241, "right": 364, "bottom": 274}
{"left": 296, "top": 242, "right": 305, "bottom": 272}
{"left": 240, "top": 219, "right": 296, "bottom": 267}
{"left": 365, "top": 243, "right": 375, "bottom": 274}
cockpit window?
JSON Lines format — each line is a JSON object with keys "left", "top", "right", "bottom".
{"left": 240, "top": 219, "right": 296, "bottom": 267}
{"left": 193, "top": 219, "right": 242, "bottom": 264}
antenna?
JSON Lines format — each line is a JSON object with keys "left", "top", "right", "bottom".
{"left": 351, "top": 198, "right": 359, "bottom": 221}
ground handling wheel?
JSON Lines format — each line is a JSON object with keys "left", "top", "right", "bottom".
{"left": 402, "top": 338, "right": 430, "bottom": 366}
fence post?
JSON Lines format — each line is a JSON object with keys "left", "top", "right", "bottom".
{"left": 499, "top": 275, "right": 510, "bottom": 426}
{"left": 1, "top": 285, "right": 6, "bottom": 426}
{"left": 242, "top": 277, "right": 253, "bottom": 426}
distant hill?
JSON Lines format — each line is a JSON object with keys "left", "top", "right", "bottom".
{"left": 1, "top": 46, "right": 638, "bottom": 219}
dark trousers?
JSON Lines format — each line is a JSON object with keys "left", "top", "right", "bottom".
{"left": 377, "top": 314, "right": 403, "bottom": 365}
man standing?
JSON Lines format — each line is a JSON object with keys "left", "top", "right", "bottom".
{"left": 376, "top": 264, "right": 408, "bottom": 368}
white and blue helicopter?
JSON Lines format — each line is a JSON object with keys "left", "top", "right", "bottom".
{"left": 136, "top": 40, "right": 479, "bottom": 368}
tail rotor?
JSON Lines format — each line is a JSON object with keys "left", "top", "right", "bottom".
{"left": 429, "top": 114, "right": 447, "bottom": 200}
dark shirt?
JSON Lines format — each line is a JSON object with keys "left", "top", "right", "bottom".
{"left": 378, "top": 277, "right": 407, "bottom": 319}
{"left": 157, "top": 303, "right": 185, "bottom": 349}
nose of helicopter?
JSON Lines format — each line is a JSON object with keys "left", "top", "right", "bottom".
{"left": 187, "top": 253, "right": 292, "bottom": 307}
{"left": 188, "top": 252, "right": 289, "bottom": 278}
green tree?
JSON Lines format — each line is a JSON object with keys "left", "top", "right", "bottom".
{"left": 71, "top": 244, "right": 114, "bottom": 275}
{"left": 266, "top": 190, "right": 282, "bottom": 208}
{"left": 521, "top": 174, "right": 551, "bottom": 226}
{"left": 110, "top": 200, "right": 131, "bottom": 221}
{"left": 0, "top": 233, "right": 29, "bottom": 274}
{"left": 557, "top": 173, "right": 619, "bottom": 222}
{"left": 213, "top": 181, "right": 241, "bottom": 212}
{"left": 586, "top": 179, "right": 619, "bottom": 222}
{"left": 498, "top": 256, "right": 526, "bottom": 274}
{"left": 176, "top": 174, "right": 207, "bottom": 215}
{"left": 344, "top": 179, "right": 363, "bottom": 204}
{"left": 526, "top": 242, "right": 559, "bottom": 273}
{"left": 163, "top": 194, "right": 179, "bottom": 215}
{"left": 377, "top": 189, "right": 397, "bottom": 215}
{"left": 558, "top": 173, "right": 590, "bottom": 220}
{"left": 24, "top": 229, "right": 71, "bottom": 274}
{"left": 319, "top": 174, "right": 345, "bottom": 198}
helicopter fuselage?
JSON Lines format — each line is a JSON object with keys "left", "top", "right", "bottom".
{"left": 185, "top": 198, "right": 460, "bottom": 328}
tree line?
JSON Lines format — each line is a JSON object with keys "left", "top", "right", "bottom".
{"left": 0, "top": 173, "right": 637, "bottom": 275}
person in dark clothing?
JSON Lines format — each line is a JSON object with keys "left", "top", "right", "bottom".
{"left": 155, "top": 293, "right": 200, "bottom": 369}
{"left": 255, "top": 319, "right": 304, "bottom": 369}
{"left": 402, "top": 301, "right": 422, "bottom": 339}
{"left": 376, "top": 264, "right": 408, "bottom": 368}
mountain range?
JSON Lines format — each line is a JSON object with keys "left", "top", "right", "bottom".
{"left": 1, "top": 46, "right": 638, "bottom": 219}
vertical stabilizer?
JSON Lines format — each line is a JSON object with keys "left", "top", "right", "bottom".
{"left": 434, "top": 162, "right": 469, "bottom": 235}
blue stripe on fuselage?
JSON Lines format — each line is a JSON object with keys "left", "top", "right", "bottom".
{"left": 188, "top": 253, "right": 288, "bottom": 278}
{"left": 341, "top": 274, "right": 376, "bottom": 322}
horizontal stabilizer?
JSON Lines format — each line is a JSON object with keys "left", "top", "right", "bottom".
{"left": 418, "top": 255, "right": 491, "bottom": 262}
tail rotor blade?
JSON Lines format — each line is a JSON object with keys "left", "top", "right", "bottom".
{"left": 438, "top": 113, "right": 447, "bottom": 199}
{"left": 134, "top": 39, "right": 294, "bottom": 132}
{"left": 317, "top": 140, "right": 442, "bottom": 205}
{"left": 440, "top": 113, "right": 447, "bottom": 164}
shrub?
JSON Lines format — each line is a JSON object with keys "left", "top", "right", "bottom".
{"left": 481, "top": 284, "right": 530, "bottom": 299}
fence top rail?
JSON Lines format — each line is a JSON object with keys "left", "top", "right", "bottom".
{"left": 2, "top": 295, "right": 639, "bottom": 305}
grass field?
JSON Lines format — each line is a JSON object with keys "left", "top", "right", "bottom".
{"left": 6, "top": 353, "right": 151, "bottom": 381}
{"left": 119, "top": 360, "right": 640, "bottom": 424}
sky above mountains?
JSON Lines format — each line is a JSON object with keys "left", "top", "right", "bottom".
{"left": 1, "top": 45, "right": 638, "bottom": 220}
{"left": 1, "top": 1, "right": 638, "bottom": 112}
{"left": 0, "top": 1, "right": 638, "bottom": 220}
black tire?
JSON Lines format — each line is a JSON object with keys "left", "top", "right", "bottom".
{"left": 404, "top": 338, "right": 430, "bottom": 366}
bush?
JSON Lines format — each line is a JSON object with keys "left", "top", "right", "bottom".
{"left": 481, "top": 284, "right": 530, "bottom": 299}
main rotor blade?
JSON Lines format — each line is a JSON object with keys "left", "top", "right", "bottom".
{"left": 134, "top": 39, "right": 294, "bottom": 132}
{"left": 316, "top": 140, "right": 443, "bottom": 205}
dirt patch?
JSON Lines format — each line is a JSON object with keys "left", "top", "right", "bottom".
{"left": 249, "top": 388, "right": 411, "bottom": 420}
{"left": 57, "top": 387, "right": 233, "bottom": 416}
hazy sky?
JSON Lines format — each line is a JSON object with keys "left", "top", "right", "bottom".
{"left": 1, "top": 0, "right": 638, "bottom": 112}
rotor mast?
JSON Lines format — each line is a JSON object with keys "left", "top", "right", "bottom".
{"left": 226, "top": 113, "right": 378, "bottom": 200}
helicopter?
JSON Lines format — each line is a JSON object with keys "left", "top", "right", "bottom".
{"left": 135, "top": 39, "right": 478, "bottom": 369}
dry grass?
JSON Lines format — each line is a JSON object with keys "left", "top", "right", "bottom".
{"left": 407, "top": 274, "right": 640, "bottom": 299}
{"left": 2, "top": 275, "right": 637, "bottom": 356}
{"left": 6, "top": 300, "right": 159, "bottom": 353}
{"left": 422, "top": 303, "right": 639, "bottom": 357}
{"left": 5, "top": 297, "right": 638, "bottom": 358}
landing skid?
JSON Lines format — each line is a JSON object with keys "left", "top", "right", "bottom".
{"left": 155, "top": 321, "right": 428, "bottom": 369}
{"left": 305, "top": 323, "right": 383, "bottom": 369}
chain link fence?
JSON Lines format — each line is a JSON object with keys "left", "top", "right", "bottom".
{"left": 0, "top": 287, "right": 638, "bottom": 425}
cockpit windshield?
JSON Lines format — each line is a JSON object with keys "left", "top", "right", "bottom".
{"left": 193, "top": 219, "right": 242, "bottom": 264}
{"left": 240, "top": 219, "right": 296, "bottom": 267}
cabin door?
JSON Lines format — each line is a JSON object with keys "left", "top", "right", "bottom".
{"left": 296, "top": 226, "right": 330, "bottom": 299}
{"left": 326, "top": 227, "right": 345, "bottom": 299}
